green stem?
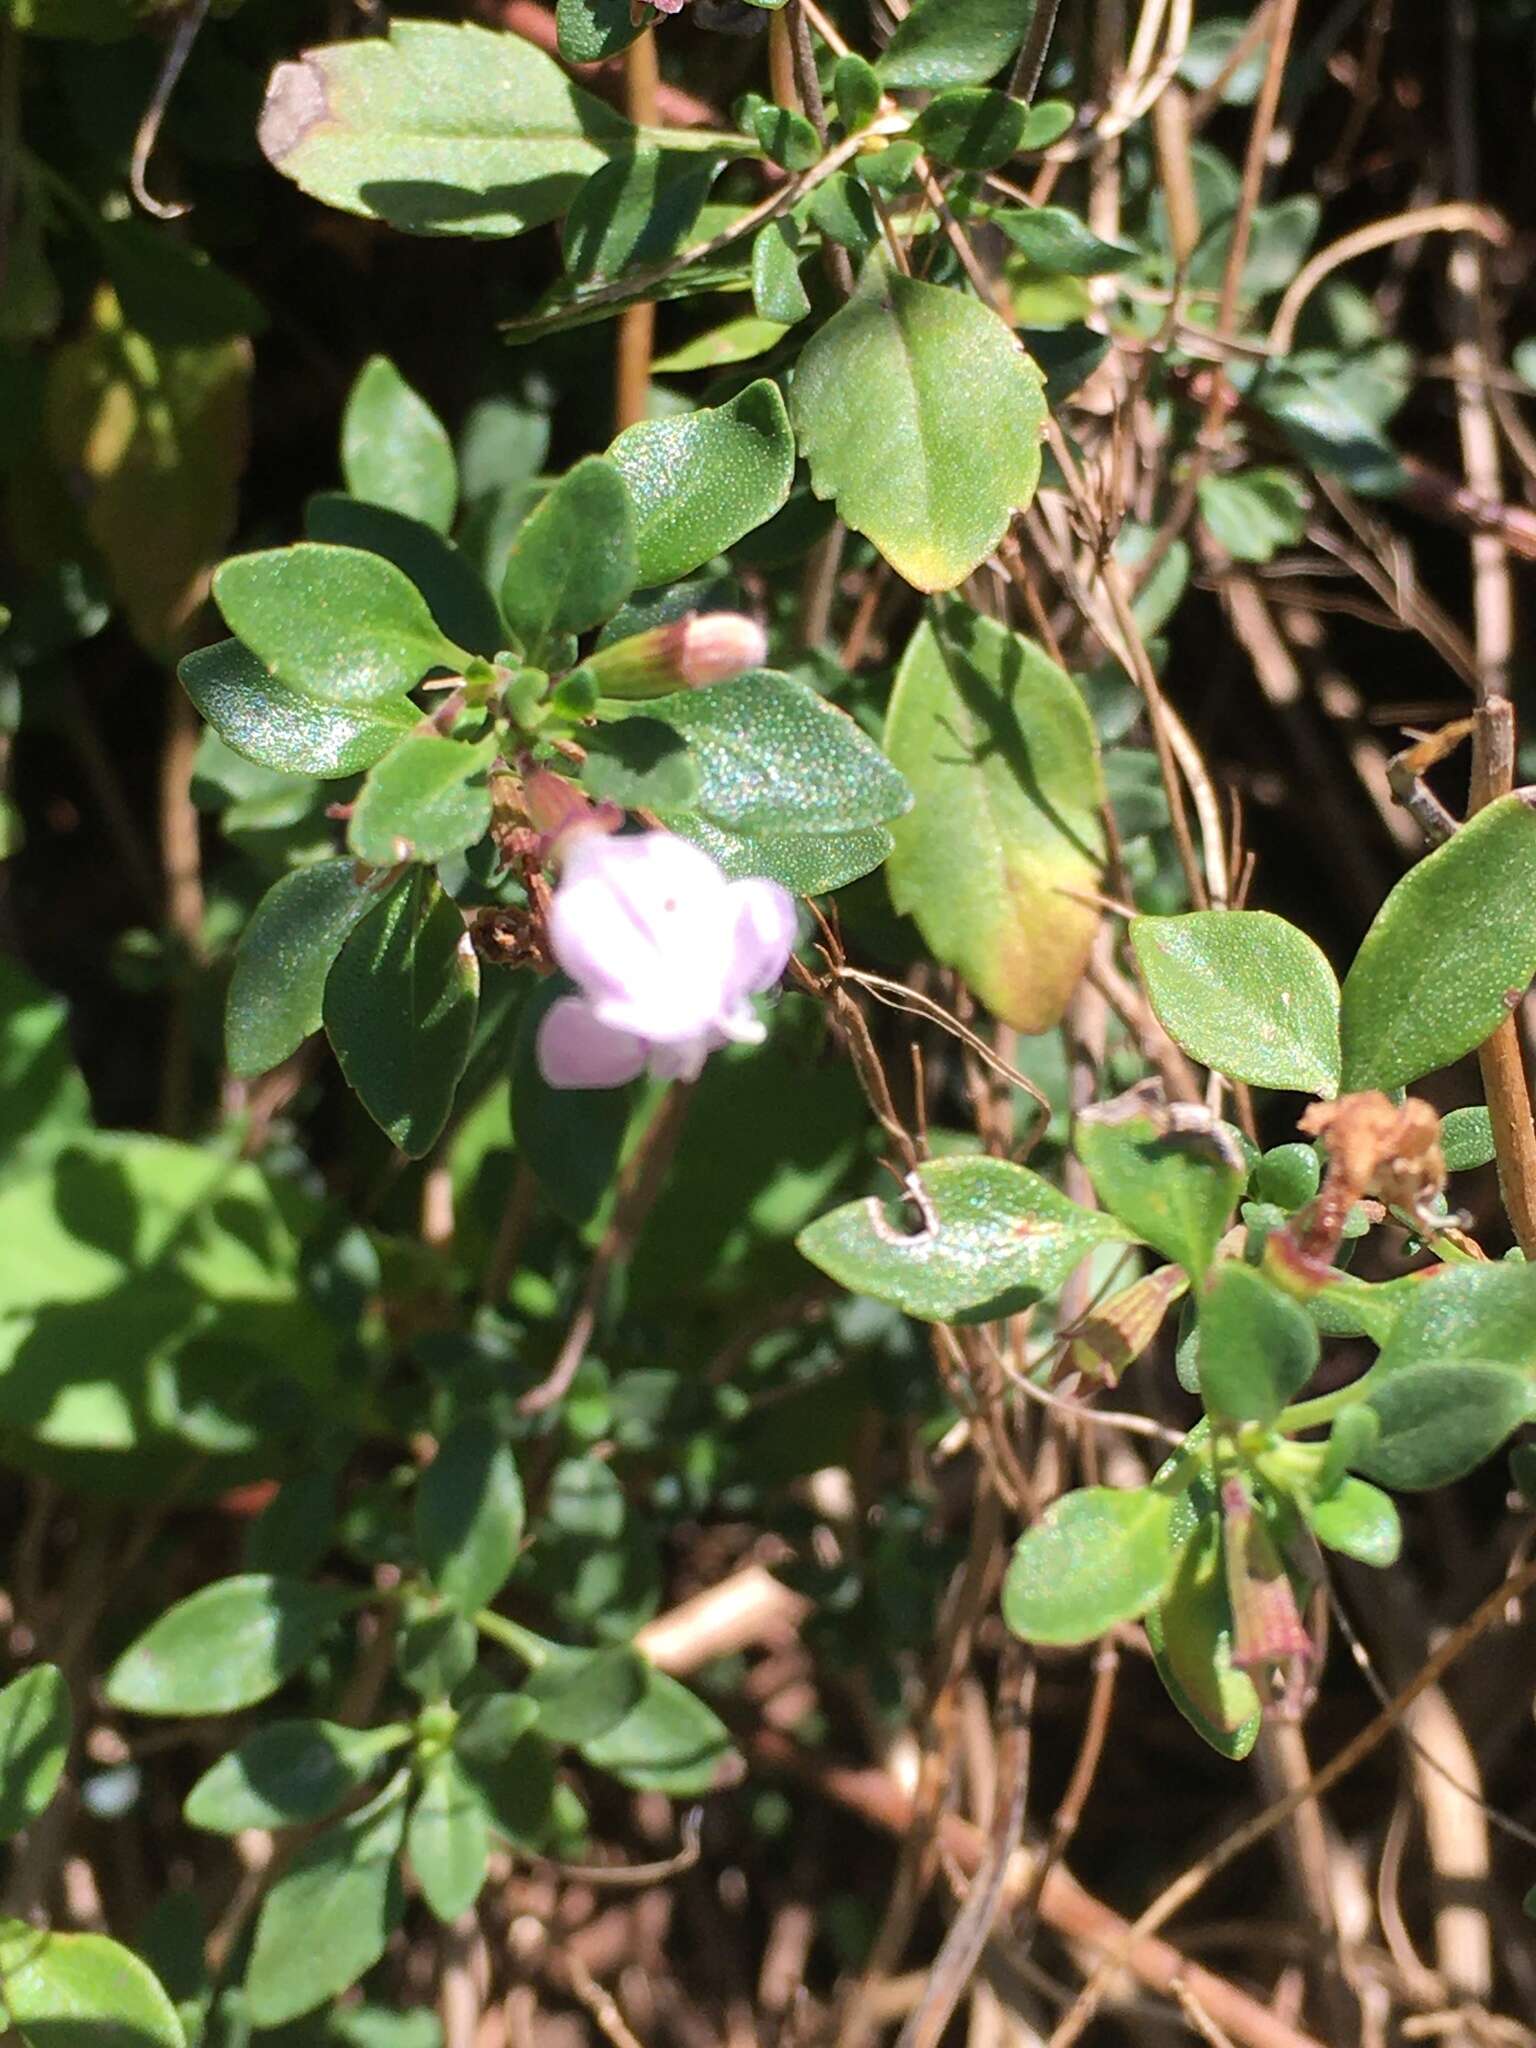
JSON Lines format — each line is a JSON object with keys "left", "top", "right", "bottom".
{"left": 1275, "top": 1378, "right": 1373, "bottom": 1435}
{"left": 474, "top": 1608, "right": 550, "bottom": 1669}
{"left": 636, "top": 125, "right": 760, "bottom": 156}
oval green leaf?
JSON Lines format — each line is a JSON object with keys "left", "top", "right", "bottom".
{"left": 0, "top": 1666, "right": 70, "bottom": 1840}
{"left": 106, "top": 1575, "right": 357, "bottom": 1716}
{"left": 348, "top": 733, "right": 496, "bottom": 869}
{"left": 226, "top": 861, "right": 379, "bottom": 1079}
{"left": 416, "top": 1422, "right": 525, "bottom": 1613}
{"left": 213, "top": 545, "right": 468, "bottom": 706}
{"left": 0, "top": 1924, "right": 184, "bottom": 2048}
{"left": 1339, "top": 793, "right": 1536, "bottom": 1092}
{"left": 181, "top": 639, "right": 419, "bottom": 778}
{"left": 1003, "top": 1484, "right": 1179, "bottom": 1646}
{"left": 797, "top": 1156, "right": 1132, "bottom": 1323}
{"left": 342, "top": 356, "right": 457, "bottom": 534}
{"left": 1131, "top": 910, "right": 1342, "bottom": 1096}
{"left": 184, "top": 1719, "right": 410, "bottom": 1835}
{"left": 500, "top": 457, "right": 637, "bottom": 656}
{"left": 608, "top": 380, "right": 796, "bottom": 586}
{"left": 790, "top": 258, "right": 1046, "bottom": 593}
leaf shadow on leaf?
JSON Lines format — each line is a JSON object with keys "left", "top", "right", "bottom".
{"left": 928, "top": 609, "right": 1102, "bottom": 867}
{"left": 357, "top": 174, "right": 596, "bottom": 236}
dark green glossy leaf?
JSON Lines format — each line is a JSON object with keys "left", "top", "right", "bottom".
{"left": 213, "top": 545, "right": 468, "bottom": 706}
{"left": 181, "top": 639, "right": 418, "bottom": 778}
{"left": 245, "top": 1777, "right": 408, "bottom": 2025}
{"left": 608, "top": 380, "right": 796, "bottom": 586}
{"left": 1003, "top": 1485, "right": 1178, "bottom": 1645}
{"left": 582, "top": 718, "right": 700, "bottom": 810}
{"left": 662, "top": 812, "right": 894, "bottom": 894}
{"left": 913, "top": 88, "right": 1026, "bottom": 169}
{"left": 1360, "top": 1364, "right": 1536, "bottom": 1491}
{"left": 994, "top": 204, "right": 1139, "bottom": 274}
{"left": 557, "top": 0, "right": 654, "bottom": 61}
{"left": 348, "top": 734, "right": 496, "bottom": 869}
{"left": 798, "top": 1156, "right": 1132, "bottom": 1322}
{"left": 647, "top": 668, "right": 909, "bottom": 835}
{"left": 1339, "top": 795, "right": 1536, "bottom": 1092}
{"left": 227, "top": 861, "right": 378, "bottom": 1079}
{"left": 510, "top": 980, "right": 635, "bottom": 1224}
{"left": 880, "top": 0, "right": 1037, "bottom": 87}
{"left": 564, "top": 150, "right": 719, "bottom": 281}
{"left": 305, "top": 494, "right": 506, "bottom": 658}
{"left": 324, "top": 872, "right": 480, "bottom": 1157}
{"left": 580, "top": 1668, "right": 737, "bottom": 1794}
{"left": 106, "top": 1576, "right": 356, "bottom": 1716}
{"left": 500, "top": 458, "right": 637, "bottom": 656}
{"left": 416, "top": 1422, "right": 524, "bottom": 1613}
{"left": 184, "top": 1720, "right": 409, "bottom": 1834}
{"left": 524, "top": 1646, "right": 647, "bottom": 1746}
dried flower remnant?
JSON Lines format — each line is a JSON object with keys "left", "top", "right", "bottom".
{"left": 537, "top": 829, "right": 796, "bottom": 1088}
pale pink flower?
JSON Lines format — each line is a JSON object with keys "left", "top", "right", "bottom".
{"left": 537, "top": 831, "right": 796, "bottom": 1089}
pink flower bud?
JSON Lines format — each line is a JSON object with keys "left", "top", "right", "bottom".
{"left": 520, "top": 767, "right": 620, "bottom": 861}
{"left": 536, "top": 830, "right": 796, "bottom": 1089}
{"left": 581, "top": 611, "right": 767, "bottom": 700}
{"left": 667, "top": 612, "right": 769, "bottom": 687}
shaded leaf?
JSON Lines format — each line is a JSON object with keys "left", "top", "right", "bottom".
{"left": 184, "top": 1719, "right": 409, "bottom": 1834}
{"left": 880, "top": 0, "right": 1038, "bottom": 87}
{"left": 0, "top": 1667, "right": 70, "bottom": 1840}
{"left": 1075, "top": 1103, "right": 1244, "bottom": 1280}
{"left": 227, "top": 861, "right": 378, "bottom": 1079}
{"left": 342, "top": 357, "right": 457, "bottom": 534}
{"left": 106, "top": 1576, "right": 356, "bottom": 1716}
{"left": 416, "top": 1422, "right": 524, "bottom": 1612}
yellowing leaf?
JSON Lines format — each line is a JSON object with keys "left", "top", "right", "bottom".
{"left": 46, "top": 288, "right": 249, "bottom": 656}
{"left": 884, "top": 605, "right": 1103, "bottom": 1030}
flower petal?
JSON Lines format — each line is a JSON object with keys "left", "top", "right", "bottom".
{"left": 536, "top": 996, "right": 648, "bottom": 1090}
{"left": 726, "top": 877, "right": 797, "bottom": 994}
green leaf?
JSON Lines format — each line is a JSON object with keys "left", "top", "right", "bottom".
{"left": 258, "top": 20, "right": 631, "bottom": 238}
{"left": 0, "top": 1667, "right": 70, "bottom": 1839}
{"left": 565, "top": 151, "right": 720, "bottom": 280}
{"left": 655, "top": 315, "right": 789, "bottom": 377}
{"left": 524, "top": 1646, "right": 648, "bottom": 1746}
{"left": 1019, "top": 100, "right": 1074, "bottom": 147}
{"left": 1197, "top": 469, "right": 1308, "bottom": 564}
{"left": 0, "top": 962, "right": 90, "bottom": 1169}
{"left": 557, "top": 0, "right": 653, "bottom": 61}
{"left": 790, "top": 258, "right": 1047, "bottom": 593}
{"left": 1003, "top": 1485, "right": 1178, "bottom": 1645}
{"left": 884, "top": 607, "right": 1104, "bottom": 1032}
{"left": 1131, "top": 910, "right": 1343, "bottom": 1096}
{"left": 751, "top": 220, "right": 811, "bottom": 327}
{"left": 1441, "top": 1106, "right": 1496, "bottom": 1172}
{"left": 1339, "top": 795, "right": 1536, "bottom": 1092}
{"left": 416, "top": 1422, "right": 524, "bottom": 1612}
{"left": 0, "top": 1134, "right": 339, "bottom": 1467}
{"left": 106, "top": 1575, "right": 357, "bottom": 1716}
{"left": 608, "top": 380, "right": 796, "bottom": 586}
{"left": 501, "top": 458, "right": 637, "bottom": 656}
{"left": 581, "top": 1668, "right": 737, "bottom": 1795}
{"left": 407, "top": 1754, "right": 489, "bottom": 1922}
{"left": 181, "top": 639, "right": 419, "bottom": 778}
{"left": 751, "top": 103, "right": 820, "bottom": 173}
{"left": 582, "top": 718, "right": 700, "bottom": 810}
{"left": 245, "top": 1776, "right": 408, "bottom": 2026}
{"left": 1252, "top": 362, "right": 1404, "bottom": 495}
{"left": 227, "top": 861, "right": 379, "bottom": 1079}
{"left": 833, "top": 53, "right": 882, "bottom": 131}
{"left": 342, "top": 357, "right": 457, "bottom": 535}
{"left": 1146, "top": 1489, "right": 1260, "bottom": 1759}
{"left": 0, "top": 1924, "right": 184, "bottom": 2048}
{"left": 184, "top": 1720, "right": 410, "bottom": 1834}
{"left": 454, "top": 1692, "right": 541, "bottom": 1768}
{"left": 1360, "top": 1363, "right": 1536, "bottom": 1491}
{"left": 1075, "top": 1104, "right": 1245, "bottom": 1280}
{"left": 214, "top": 545, "right": 468, "bottom": 707}
{"left": 511, "top": 981, "right": 635, "bottom": 1224}
{"left": 1197, "top": 1262, "right": 1317, "bottom": 1424}
{"left": 324, "top": 872, "right": 479, "bottom": 1157}
{"left": 913, "top": 88, "right": 1026, "bottom": 170}
{"left": 646, "top": 669, "right": 909, "bottom": 834}
{"left": 305, "top": 494, "right": 507, "bottom": 658}
{"left": 349, "top": 734, "right": 496, "bottom": 869}
{"left": 797, "top": 1156, "right": 1132, "bottom": 1322}
{"left": 1349, "top": 1264, "right": 1536, "bottom": 1487}
{"left": 993, "top": 205, "right": 1140, "bottom": 274}
{"left": 1304, "top": 1478, "right": 1400, "bottom": 1567}
{"left": 880, "top": 0, "right": 1038, "bottom": 87}
{"left": 663, "top": 813, "right": 894, "bottom": 895}
{"left": 397, "top": 1608, "right": 477, "bottom": 1702}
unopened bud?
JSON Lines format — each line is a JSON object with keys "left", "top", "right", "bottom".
{"left": 520, "top": 766, "right": 621, "bottom": 861}
{"left": 1221, "top": 1475, "right": 1316, "bottom": 1720}
{"left": 582, "top": 611, "right": 768, "bottom": 700}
